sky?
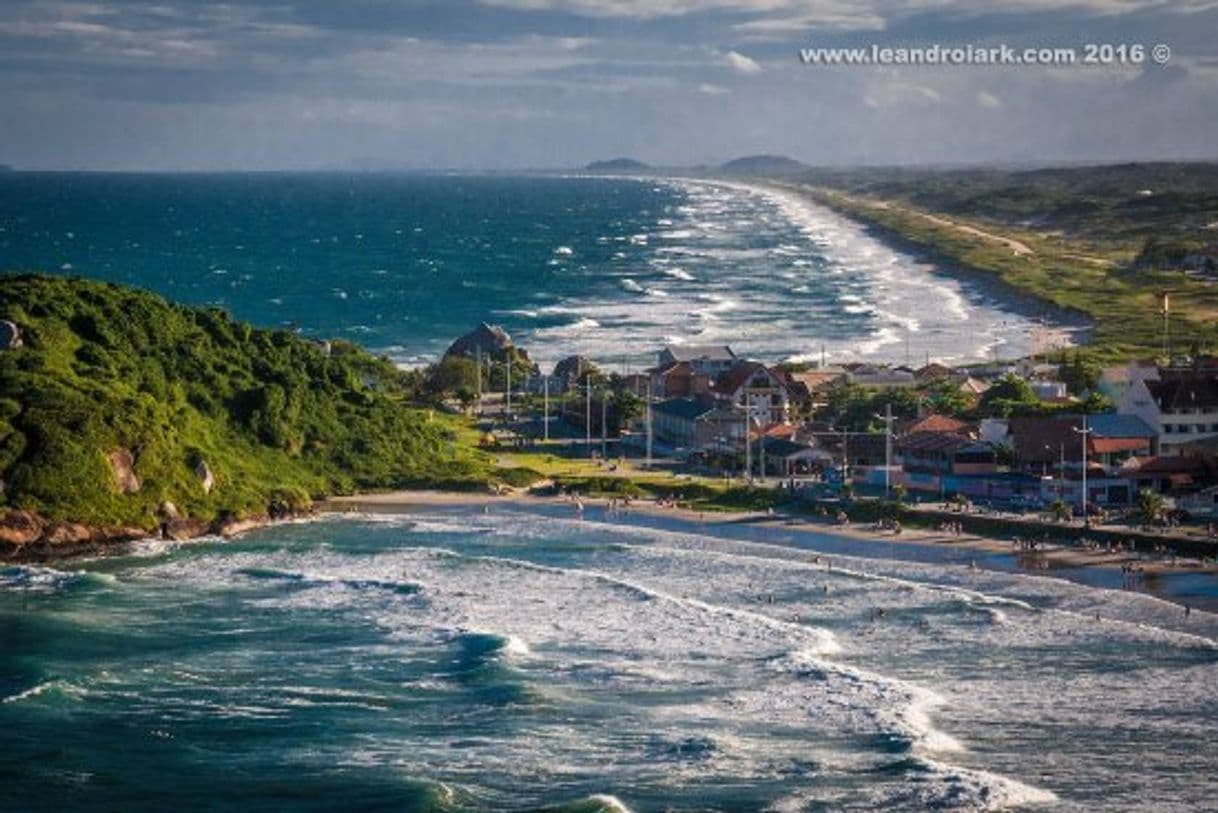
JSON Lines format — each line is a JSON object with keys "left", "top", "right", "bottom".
{"left": 1, "top": 0, "right": 1216, "bottom": 170}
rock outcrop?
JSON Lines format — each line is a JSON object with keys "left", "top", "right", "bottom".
{"left": 0, "top": 510, "right": 147, "bottom": 559}
{"left": 108, "top": 449, "right": 141, "bottom": 494}
{"left": 0, "top": 510, "right": 45, "bottom": 546}
{"left": 0, "top": 320, "right": 22, "bottom": 350}
{"left": 195, "top": 459, "right": 215, "bottom": 494}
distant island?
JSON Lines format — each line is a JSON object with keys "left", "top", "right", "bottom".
{"left": 719, "top": 154, "right": 809, "bottom": 176}
{"left": 0, "top": 165, "right": 14, "bottom": 173}
{"left": 584, "top": 157, "right": 651, "bottom": 173}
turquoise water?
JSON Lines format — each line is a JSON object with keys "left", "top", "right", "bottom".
{"left": 0, "top": 173, "right": 1060, "bottom": 367}
{"left": 3, "top": 509, "right": 1216, "bottom": 811}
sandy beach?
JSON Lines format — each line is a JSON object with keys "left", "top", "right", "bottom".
{"left": 322, "top": 489, "right": 1218, "bottom": 584}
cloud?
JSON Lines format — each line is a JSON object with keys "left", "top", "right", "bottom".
{"left": 1, "top": 0, "right": 1217, "bottom": 169}
{"left": 724, "top": 49, "right": 762, "bottom": 73}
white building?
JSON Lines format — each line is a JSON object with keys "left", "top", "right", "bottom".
{"left": 1120, "top": 371, "right": 1218, "bottom": 455}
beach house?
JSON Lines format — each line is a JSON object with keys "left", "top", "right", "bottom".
{"left": 713, "top": 361, "right": 792, "bottom": 427}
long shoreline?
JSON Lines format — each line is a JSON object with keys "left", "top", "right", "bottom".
{"left": 730, "top": 176, "right": 1096, "bottom": 353}
{"left": 323, "top": 490, "right": 1218, "bottom": 612}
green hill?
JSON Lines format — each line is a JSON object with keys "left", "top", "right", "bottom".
{"left": 720, "top": 154, "right": 808, "bottom": 176}
{"left": 584, "top": 157, "right": 651, "bottom": 173}
{"left": 0, "top": 274, "right": 490, "bottom": 537}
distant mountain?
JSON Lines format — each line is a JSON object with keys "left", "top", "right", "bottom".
{"left": 0, "top": 165, "right": 14, "bottom": 173}
{"left": 584, "top": 158, "right": 651, "bottom": 173}
{"left": 719, "top": 154, "right": 809, "bottom": 176}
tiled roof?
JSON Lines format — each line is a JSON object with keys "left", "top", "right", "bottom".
{"left": 897, "top": 431, "right": 979, "bottom": 454}
{"left": 715, "top": 361, "right": 783, "bottom": 395}
{"left": 1147, "top": 374, "right": 1218, "bottom": 410}
{"left": 903, "top": 414, "right": 970, "bottom": 435}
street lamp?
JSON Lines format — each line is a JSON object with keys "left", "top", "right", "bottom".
{"left": 1073, "top": 416, "right": 1093, "bottom": 529}
{"left": 873, "top": 403, "right": 894, "bottom": 500}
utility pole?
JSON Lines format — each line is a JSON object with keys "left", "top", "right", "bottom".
{"left": 1162, "top": 291, "right": 1171, "bottom": 362}
{"left": 744, "top": 395, "right": 752, "bottom": 483}
{"left": 645, "top": 379, "right": 653, "bottom": 468}
{"left": 1059, "top": 442, "right": 1065, "bottom": 500}
{"left": 475, "top": 346, "right": 482, "bottom": 416}
{"left": 880, "top": 402, "right": 893, "bottom": 499}
{"left": 585, "top": 381, "right": 592, "bottom": 457}
{"left": 601, "top": 391, "right": 608, "bottom": 459}
{"left": 1074, "top": 416, "right": 1092, "bottom": 529}
{"left": 758, "top": 394, "right": 766, "bottom": 482}
{"left": 842, "top": 427, "right": 849, "bottom": 487}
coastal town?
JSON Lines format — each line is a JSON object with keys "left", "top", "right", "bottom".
{"left": 435, "top": 322, "right": 1218, "bottom": 540}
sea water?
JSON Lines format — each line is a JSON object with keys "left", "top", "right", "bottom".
{"left": 2, "top": 508, "right": 1215, "bottom": 811}
{"left": 0, "top": 173, "right": 1069, "bottom": 366}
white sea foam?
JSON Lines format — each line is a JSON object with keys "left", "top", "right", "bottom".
{"left": 104, "top": 508, "right": 1217, "bottom": 809}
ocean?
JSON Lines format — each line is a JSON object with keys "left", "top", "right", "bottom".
{"left": 0, "top": 172, "right": 1070, "bottom": 368}
{"left": 2, "top": 507, "right": 1215, "bottom": 812}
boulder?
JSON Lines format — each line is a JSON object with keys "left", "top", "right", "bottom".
{"left": 0, "top": 510, "right": 45, "bottom": 547}
{"left": 108, "top": 449, "right": 141, "bottom": 494}
{"left": 214, "top": 516, "right": 266, "bottom": 538}
{"left": 0, "top": 320, "right": 21, "bottom": 350}
{"left": 163, "top": 517, "right": 209, "bottom": 541}
{"left": 43, "top": 522, "right": 95, "bottom": 546}
{"left": 157, "top": 501, "right": 181, "bottom": 520}
{"left": 195, "top": 460, "right": 215, "bottom": 494}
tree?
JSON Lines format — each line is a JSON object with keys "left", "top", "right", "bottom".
{"left": 423, "top": 356, "right": 480, "bottom": 403}
{"left": 821, "top": 383, "right": 919, "bottom": 432}
{"left": 611, "top": 390, "right": 644, "bottom": 433}
{"left": 1059, "top": 351, "right": 1101, "bottom": 395}
{"left": 978, "top": 374, "right": 1042, "bottom": 418}
{"left": 1078, "top": 391, "right": 1113, "bottom": 415}
{"left": 925, "top": 380, "right": 973, "bottom": 417}
{"left": 1136, "top": 488, "right": 1164, "bottom": 526}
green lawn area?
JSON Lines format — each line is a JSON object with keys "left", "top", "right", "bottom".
{"left": 791, "top": 183, "right": 1218, "bottom": 362}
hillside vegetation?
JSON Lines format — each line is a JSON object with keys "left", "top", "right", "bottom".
{"left": 774, "top": 162, "right": 1218, "bottom": 361}
{"left": 0, "top": 274, "right": 490, "bottom": 529}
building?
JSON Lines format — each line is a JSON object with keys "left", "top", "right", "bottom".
{"left": 897, "top": 432, "right": 998, "bottom": 477}
{"left": 1121, "top": 370, "right": 1218, "bottom": 455}
{"left": 784, "top": 368, "right": 848, "bottom": 414}
{"left": 655, "top": 345, "right": 737, "bottom": 378}
{"left": 844, "top": 364, "right": 919, "bottom": 389}
{"left": 1097, "top": 362, "right": 1158, "bottom": 405}
{"left": 713, "top": 362, "right": 792, "bottom": 426}
{"left": 1122, "top": 454, "right": 1217, "bottom": 496}
{"left": 757, "top": 437, "right": 824, "bottom": 476}
{"left": 650, "top": 397, "right": 745, "bottom": 450}
{"left": 1007, "top": 414, "right": 1156, "bottom": 474}
{"left": 649, "top": 361, "right": 712, "bottom": 399}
